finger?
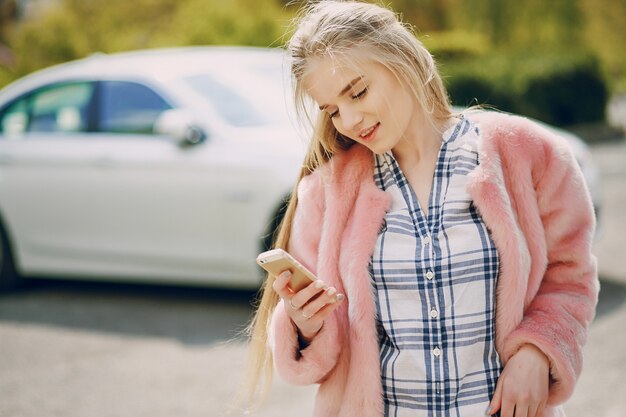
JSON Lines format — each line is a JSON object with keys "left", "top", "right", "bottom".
{"left": 290, "top": 279, "right": 326, "bottom": 309}
{"left": 488, "top": 378, "right": 503, "bottom": 415}
{"left": 513, "top": 404, "right": 528, "bottom": 417}
{"left": 291, "top": 293, "right": 345, "bottom": 341}
{"left": 299, "top": 293, "right": 344, "bottom": 328}
{"left": 531, "top": 400, "right": 546, "bottom": 417}
{"left": 310, "top": 293, "right": 345, "bottom": 321}
{"left": 500, "top": 397, "right": 515, "bottom": 417}
{"left": 272, "top": 270, "right": 294, "bottom": 298}
{"left": 301, "top": 287, "right": 341, "bottom": 317}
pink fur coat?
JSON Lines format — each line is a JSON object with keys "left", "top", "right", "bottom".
{"left": 269, "top": 112, "right": 599, "bottom": 417}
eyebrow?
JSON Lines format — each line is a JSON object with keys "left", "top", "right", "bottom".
{"left": 318, "top": 76, "right": 364, "bottom": 111}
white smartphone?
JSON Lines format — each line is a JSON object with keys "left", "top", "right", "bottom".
{"left": 256, "top": 248, "right": 318, "bottom": 292}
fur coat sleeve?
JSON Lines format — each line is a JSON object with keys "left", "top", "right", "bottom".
{"left": 269, "top": 172, "right": 343, "bottom": 385}
{"left": 470, "top": 112, "right": 599, "bottom": 405}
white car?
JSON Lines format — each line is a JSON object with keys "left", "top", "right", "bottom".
{"left": 0, "top": 47, "right": 306, "bottom": 289}
{"left": 455, "top": 107, "right": 602, "bottom": 222}
{"left": 0, "top": 47, "right": 601, "bottom": 290}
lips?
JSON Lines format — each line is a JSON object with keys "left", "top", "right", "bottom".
{"left": 358, "top": 122, "right": 380, "bottom": 142}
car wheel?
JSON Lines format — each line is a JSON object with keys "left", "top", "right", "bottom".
{"left": 0, "top": 220, "right": 20, "bottom": 291}
{"left": 261, "top": 194, "right": 291, "bottom": 252}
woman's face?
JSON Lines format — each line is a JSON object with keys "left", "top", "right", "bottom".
{"left": 303, "top": 55, "right": 419, "bottom": 155}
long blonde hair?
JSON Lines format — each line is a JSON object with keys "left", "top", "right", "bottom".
{"left": 243, "top": 0, "right": 451, "bottom": 404}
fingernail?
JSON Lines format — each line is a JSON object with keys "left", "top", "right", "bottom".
{"left": 282, "top": 270, "right": 291, "bottom": 278}
{"left": 484, "top": 406, "right": 492, "bottom": 415}
{"left": 336, "top": 293, "right": 345, "bottom": 301}
{"left": 314, "top": 280, "right": 325, "bottom": 289}
{"left": 326, "top": 287, "right": 337, "bottom": 296}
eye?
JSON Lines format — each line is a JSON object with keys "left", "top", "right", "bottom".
{"left": 352, "top": 87, "right": 367, "bottom": 100}
{"left": 329, "top": 109, "right": 339, "bottom": 118}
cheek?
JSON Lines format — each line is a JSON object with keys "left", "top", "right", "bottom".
{"left": 392, "top": 92, "right": 415, "bottom": 126}
{"left": 330, "top": 117, "right": 349, "bottom": 137}
{"left": 329, "top": 118, "right": 347, "bottom": 140}
{"left": 372, "top": 88, "right": 397, "bottom": 121}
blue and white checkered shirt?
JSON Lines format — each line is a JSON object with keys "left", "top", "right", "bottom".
{"left": 371, "top": 117, "right": 502, "bottom": 416}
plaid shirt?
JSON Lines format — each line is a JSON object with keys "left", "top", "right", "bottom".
{"left": 371, "top": 117, "right": 501, "bottom": 416}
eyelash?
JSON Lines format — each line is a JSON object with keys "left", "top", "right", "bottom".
{"left": 352, "top": 88, "right": 368, "bottom": 100}
{"left": 329, "top": 87, "right": 368, "bottom": 119}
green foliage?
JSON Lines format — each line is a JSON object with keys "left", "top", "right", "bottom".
{"left": 387, "top": 0, "right": 451, "bottom": 32}
{"left": 421, "top": 30, "right": 489, "bottom": 61}
{"left": 444, "top": 75, "right": 515, "bottom": 110}
{"left": 521, "top": 62, "right": 608, "bottom": 125}
{"left": 579, "top": 0, "right": 626, "bottom": 92}
{"left": 2, "top": 0, "right": 621, "bottom": 119}
{"left": 443, "top": 52, "right": 609, "bottom": 126}
{"left": 8, "top": 0, "right": 176, "bottom": 75}
{"left": 155, "top": 0, "right": 291, "bottom": 47}
{"left": 439, "top": 0, "right": 583, "bottom": 50}
{"left": 7, "top": 0, "right": 291, "bottom": 78}
{"left": 0, "top": 65, "right": 16, "bottom": 89}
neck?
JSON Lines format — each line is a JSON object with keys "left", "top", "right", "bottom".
{"left": 392, "top": 117, "right": 449, "bottom": 168}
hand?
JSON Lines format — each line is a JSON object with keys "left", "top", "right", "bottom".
{"left": 487, "top": 344, "right": 550, "bottom": 417}
{"left": 272, "top": 270, "right": 344, "bottom": 342}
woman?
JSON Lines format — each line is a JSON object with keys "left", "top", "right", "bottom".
{"left": 246, "top": 2, "right": 598, "bottom": 417}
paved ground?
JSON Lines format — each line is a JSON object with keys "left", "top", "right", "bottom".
{"left": 0, "top": 138, "right": 625, "bottom": 417}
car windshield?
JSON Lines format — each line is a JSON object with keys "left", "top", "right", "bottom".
{"left": 183, "top": 65, "right": 291, "bottom": 127}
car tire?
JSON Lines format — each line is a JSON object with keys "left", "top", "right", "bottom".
{"left": 261, "top": 194, "right": 291, "bottom": 252}
{"left": 0, "top": 219, "right": 20, "bottom": 291}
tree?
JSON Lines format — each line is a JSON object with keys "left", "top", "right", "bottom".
{"left": 7, "top": 0, "right": 291, "bottom": 78}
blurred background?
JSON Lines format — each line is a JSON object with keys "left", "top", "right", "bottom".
{"left": 1, "top": 0, "right": 626, "bottom": 131}
{"left": 0, "top": 0, "right": 625, "bottom": 416}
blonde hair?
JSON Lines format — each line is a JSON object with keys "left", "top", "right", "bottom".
{"left": 243, "top": 0, "right": 451, "bottom": 405}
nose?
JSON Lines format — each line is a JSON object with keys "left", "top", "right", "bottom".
{"left": 340, "top": 106, "right": 363, "bottom": 132}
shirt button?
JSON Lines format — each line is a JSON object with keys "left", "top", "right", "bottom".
{"left": 430, "top": 309, "right": 439, "bottom": 319}
{"left": 426, "top": 271, "right": 434, "bottom": 280}
{"left": 433, "top": 347, "right": 441, "bottom": 357}
{"left": 422, "top": 236, "right": 431, "bottom": 245}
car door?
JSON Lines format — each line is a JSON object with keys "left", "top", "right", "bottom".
{"left": 88, "top": 78, "right": 294, "bottom": 286}
{"left": 88, "top": 79, "right": 257, "bottom": 284}
{"left": 0, "top": 81, "right": 106, "bottom": 275}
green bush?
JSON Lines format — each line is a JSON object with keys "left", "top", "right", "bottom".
{"left": 7, "top": 0, "right": 292, "bottom": 78}
{"left": 161, "top": 0, "right": 291, "bottom": 47}
{"left": 442, "top": 52, "right": 609, "bottom": 126}
{"left": 0, "top": 66, "right": 16, "bottom": 90}
{"left": 421, "top": 30, "right": 489, "bottom": 61}
{"left": 445, "top": 74, "right": 515, "bottom": 110}
{"left": 521, "top": 62, "right": 608, "bottom": 125}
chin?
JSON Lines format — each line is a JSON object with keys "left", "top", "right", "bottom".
{"left": 363, "top": 141, "right": 392, "bottom": 155}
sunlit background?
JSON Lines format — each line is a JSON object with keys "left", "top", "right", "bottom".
{"left": 2, "top": 0, "right": 626, "bottom": 129}
{"left": 0, "top": 1, "right": 625, "bottom": 416}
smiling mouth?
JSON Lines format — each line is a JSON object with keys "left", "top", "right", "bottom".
{"left": 359, "top": 123, "right": 380, "bottom": 141}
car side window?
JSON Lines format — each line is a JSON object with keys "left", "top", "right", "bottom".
{"left": 0, "top": 99, "right": 28, "bottom": 137}
{"left": 99, "top": 81, "right": 171, "bottom": 134}
{"left": 0, "top": 82, "right": 94, "bottom": 138}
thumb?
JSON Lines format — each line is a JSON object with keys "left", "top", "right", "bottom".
{"left": 487, "top": 377, "right": 503, "bottom": 415}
